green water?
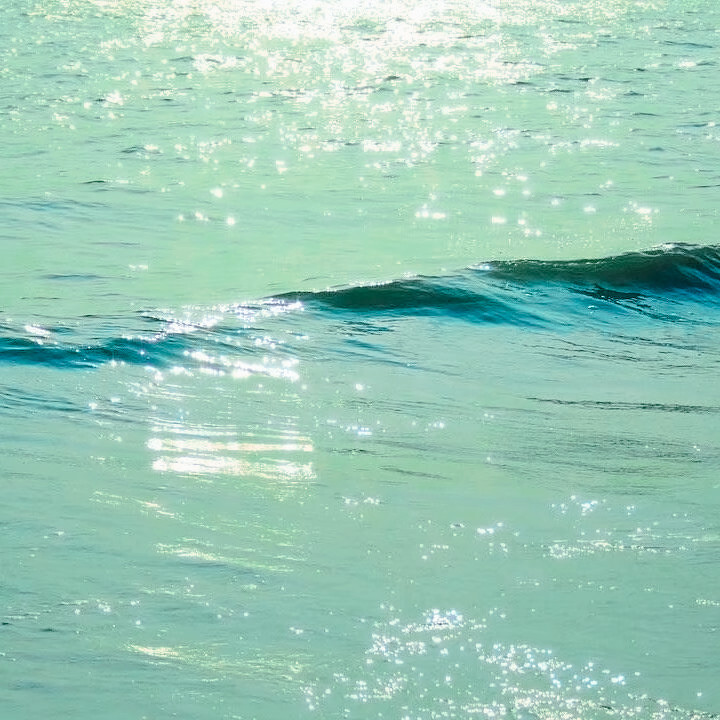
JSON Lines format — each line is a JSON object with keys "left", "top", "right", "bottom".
{"left": 2, "top": 1, "right": 719, "bottom": 718}
{"left": 3, "top": 0, "right": 719, "bottom": 310}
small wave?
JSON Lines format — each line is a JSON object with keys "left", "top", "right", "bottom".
{"left": 277, "top": 243, "right": 720, "bottom": 323}
{"left": 2, "top": 245, "right": 718, "bottom": 370}
{"left": 276, "top": 275, "right": 542, "bottom": 325}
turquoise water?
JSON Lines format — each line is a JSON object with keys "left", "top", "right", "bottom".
{"left": 2, "top": 1, "right": 719, "bottom": 718}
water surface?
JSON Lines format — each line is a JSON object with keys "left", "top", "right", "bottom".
{"left": 2, "top": 1, "right": 719, "bottom": 718}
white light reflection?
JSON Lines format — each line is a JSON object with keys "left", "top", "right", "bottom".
{"left": 305, "top": 601, "right": 705, "bottom": 719}
{"left": 118, "top": 0, "right": 623, "bottom": 178}
{"left": 128, "top": 642, "right": 305, "bottom": 680}
{"left": 132, "top": 298, "right": 314, "bottom": 500}
{"left": 149, "top": 434, "right": 313, "bottom": 482}
{"left": 180, "top": 349, "right": 300, "bottom": 382}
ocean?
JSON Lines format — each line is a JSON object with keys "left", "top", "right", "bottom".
{"left": 1, "top": 0, "right": 719, "bottom": 718}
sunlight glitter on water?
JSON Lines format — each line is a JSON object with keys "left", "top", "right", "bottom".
{"left": 2, "top": 2, "right": 719, "bottom": 719}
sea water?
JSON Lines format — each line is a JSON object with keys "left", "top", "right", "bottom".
{"left": 1, "top": 1, "right": 719, "bottom": 718}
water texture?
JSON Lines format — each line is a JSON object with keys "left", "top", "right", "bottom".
{"left": 1, "top": 1, "right": 719, "bottom": 719}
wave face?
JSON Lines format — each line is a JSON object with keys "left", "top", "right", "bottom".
{"left": 284, "top": 243, "right": 720, "bottom": 322}
{"left": 482, "top": 243, "right": 720, "bottom": 293}
{"left": 268, "top": 242, "right": 720, "bottom": 333}
{"left": 2, "top": 244, "right": 719, "bottom": 371}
